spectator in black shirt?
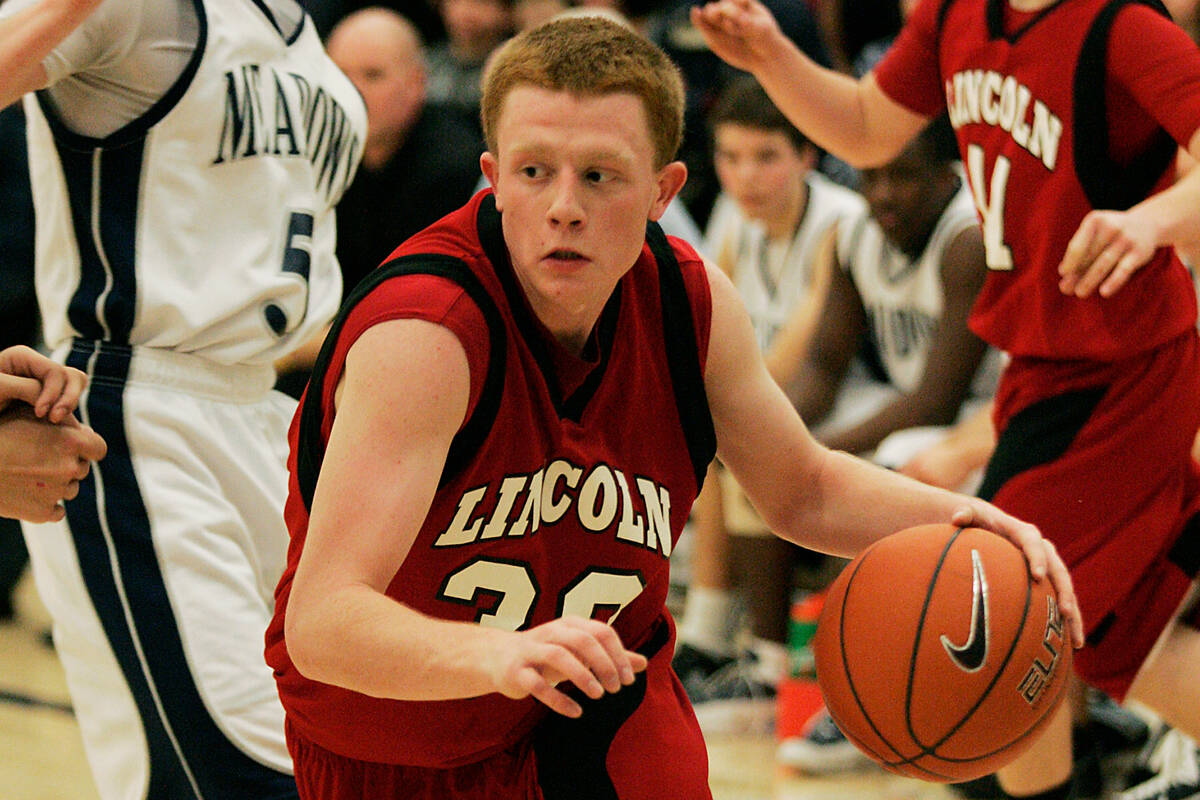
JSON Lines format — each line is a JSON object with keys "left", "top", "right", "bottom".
{"left": 275, "top": 7, "right": 483, "bottom": 399}
{"left": 327, "top": 6, "right": 484, "bottom": 293}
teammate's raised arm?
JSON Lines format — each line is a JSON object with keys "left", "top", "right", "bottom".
{"left": 690, "top": 0, "right": 925, "bottom": 166}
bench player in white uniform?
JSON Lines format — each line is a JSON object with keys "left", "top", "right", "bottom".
{"left": 788, "top": 118, "right": 999, "bottom": 459}
{"left": 2, "top": 0, "right": 366, "bottom": 797}
{"left": 672, "top": 76, "right": 867, "bottom": 731}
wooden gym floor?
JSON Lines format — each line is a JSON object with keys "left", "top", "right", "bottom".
{"left": 0, "top": 569, "right": 957, "bottom": 800}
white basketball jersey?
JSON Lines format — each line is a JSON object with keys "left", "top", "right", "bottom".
{"left": 723, "top": 172, "right": 866, "bottom": 351}
{"left": 836, "top": 179, "right": 986, "bottom": 394}
{"left": 23, "top": 0, "right": 366, "bottom": 365}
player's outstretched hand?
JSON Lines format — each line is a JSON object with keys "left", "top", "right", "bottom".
{"left": 0, "top": 404, "right": 107, "bottom": 522}
{"left": 689, "top": 0, "right": 784, "bottom": 74}
{"left": 1057, "top": 209, "right": 1157, "bottom": 298}
{"left": 0, "top": 345, "right": 89, "bottom": 422}
{"left": 491, "top": 616, "right": 649, "bottom": 718}
{"left": 949, "top": 503, "right": 1085, "bottom": 649}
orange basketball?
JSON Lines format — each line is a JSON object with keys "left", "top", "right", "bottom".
{"left": 812, "top": 524, "right": 1071, "bottom": 782}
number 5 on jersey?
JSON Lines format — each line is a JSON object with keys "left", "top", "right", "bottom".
{"left": 264, "top": 210, "right": 314, "bottom": 335}
{"left": 966, "top": 145, "right": 1014, "bottom": 271}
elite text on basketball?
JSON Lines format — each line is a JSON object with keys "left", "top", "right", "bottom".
{"left": 1015, "top": 595, "right": 1066, "bottom": 705}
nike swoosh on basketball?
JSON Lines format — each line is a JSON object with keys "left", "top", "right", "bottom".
{"left": 940, "top": 549, "right": 989, "bottom": 673}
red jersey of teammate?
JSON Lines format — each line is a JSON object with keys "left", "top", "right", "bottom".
{"left": 875, "top": 0, "right": 1200, "bottom": 361}
{"left": 265, "top": 191, "right": 716, "bottom": 780}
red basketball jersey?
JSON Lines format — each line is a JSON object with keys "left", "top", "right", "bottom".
{"left": 266, "top": 192, "right": 716, "bottom": 775}
{"left": 876, "top": 0, "right": 1200, "bottom": 361}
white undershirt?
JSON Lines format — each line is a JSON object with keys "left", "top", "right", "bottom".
{"left": 2, "top": 0, "right": 305, "bottom": 138}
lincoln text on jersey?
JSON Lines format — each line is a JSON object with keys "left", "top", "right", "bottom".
{"left": 945, "top": 70, "right": 1063, "bottom": 171}
{"left": 433, "top": 459, "right": 674, "bottom": 557}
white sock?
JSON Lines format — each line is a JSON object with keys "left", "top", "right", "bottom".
{"left": 678, "top": 586, "right": 739, "bottom": 657}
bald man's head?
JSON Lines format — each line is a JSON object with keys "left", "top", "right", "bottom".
{"left": 327, "top": 8, "right": 427, "bottom": 166}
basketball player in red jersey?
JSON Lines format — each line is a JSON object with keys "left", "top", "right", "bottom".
{"left": 693, "top": 0, "right": 1200, "bottom": 797}
{"left": 265, "top": 15, "right": 1079, "bottom": 800}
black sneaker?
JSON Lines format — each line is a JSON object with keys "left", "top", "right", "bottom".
{"left": 948, "top": 774, "right": 1003, "bottom": 799}
{"left": 948, "top": 725, "right": 1106, "bottom": 799}
{"left": 1085, "top": 690, "right": 1151, "bottom": 756}
{"left": 676, "top": 643, "right": 779, "bottom": 734}
{"left": 1114, "top": 727, "right": 1200, "bottom": 800}
{"left": 672, "top": 642, "right": 735, "bottom": 700}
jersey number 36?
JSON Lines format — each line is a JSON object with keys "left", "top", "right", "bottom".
{"left": 438, "top": 557, "right": 647, "bottom": 632}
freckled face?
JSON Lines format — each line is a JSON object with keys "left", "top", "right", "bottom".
{"left": 481, "top": 85, "right": 680, "bottom": 334}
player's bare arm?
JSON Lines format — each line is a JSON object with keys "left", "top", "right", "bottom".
{"left": 702, "top": 260, "right": 1085, "bottom": 646}
{"left": 284, "top": 318, "right": 645, "bottom": 715}
{"left": 690, "top": 0, "right": 926, "bottom": 167}
{"left": 1060, "top": 127, "right": 1200, "bottom": 297}
{"left": 783, "top": 247, "right": 862, "bottom": 422}
{"left": 0, "top": 0, "right": 103, "bottom": 109}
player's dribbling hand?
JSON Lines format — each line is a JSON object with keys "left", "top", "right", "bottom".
{"left": 689, "top": 0, "right": 785, "bottom": 74}
{"left": 0, "top": 345, "right": 89, "bottom": 422}
{"left": 949, "top": 503, "right": 1086, "bottom": 649}
{"left": 492, "top": 616, "right": 648, "bottom": 718}
{"left": 1058, "top": 209, "right": 1157, "bottom": 298}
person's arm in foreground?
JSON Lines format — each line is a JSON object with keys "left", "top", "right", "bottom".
{"left": 690, "top": 0, "right": 926, "bottom": 167}
{"left": 0, "top": 346, "right": 106, "bottom": 522}
{"left": 284, "top": 319, "right": 646, "bottom": 719}
{"left": 700, "top": 261, "right": 1086, "bottom": 646}
{"left": 0, "top": 0, "right": 103, "bottom": 109}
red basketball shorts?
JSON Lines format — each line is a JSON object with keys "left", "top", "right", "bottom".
{"left": 978, "top": 330, "right": 1200, "bottom": 701}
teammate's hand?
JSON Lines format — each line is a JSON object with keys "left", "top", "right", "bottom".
{"left": 490, "top": 616, "right": 649, "bottom": 718}
{"left": 0, "top": 345, "right": 89, "bottom": 422}
{"left": 0, "top": 404, "right": 107, "bottom": 522}
{"left": 1057, "top": 209, "right": 1158, "bottom": 298}
{"left": 949, "top": 503, "right": 1085, "bottom": 649}
{"left": 690, "top": 0, "right": 785, "bottom": 74}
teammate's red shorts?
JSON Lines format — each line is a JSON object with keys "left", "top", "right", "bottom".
{"left": 979, "top": 330, "right": 1200, "bottom": 701}
{"left": 285, "top": 619, "right": 712, "bottom": 799}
